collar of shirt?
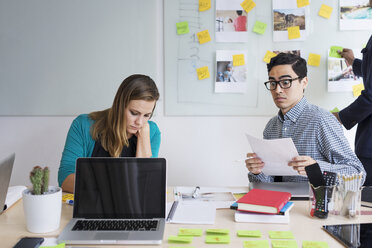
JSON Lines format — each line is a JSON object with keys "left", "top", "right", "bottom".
{"left": 277, "top": 97, "right": 308, "bottom": 123}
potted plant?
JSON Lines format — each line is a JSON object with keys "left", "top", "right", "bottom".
{"left": 22, "top": 166, "right": 62, "bottom": 233}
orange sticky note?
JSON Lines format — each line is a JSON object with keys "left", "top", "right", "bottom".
{"left": 352, "top": 83, "right": 364, "bottom": 97}
{"left": 288, "top": 26, "right": 300, "bottom": 40}
{"left": 308, "top": 53, "right": 321, "bottom": 67}
{"left": 196, "top": 66, "right": 210, "bottom": 80}
{"left": 199, "top": 0, "right": 211, "bottom": 11}
{"left": 318, "top": 4, "right": 333, "bottom": 19}
{"left": 197, "top": 30, "right": 211, "bottom": 44}
{"left": 233, "top": 54, "right": 245, "bottom": 66}
{"left": 263, "top": 51, "right": 277, "bottom": 64}
{"left": 240, "top": 0, "right": 256, "bottom": 13}
{"left": 297, "top": 0, "right": 309, "bottom": 8}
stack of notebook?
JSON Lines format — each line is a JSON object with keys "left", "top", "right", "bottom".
{"left": 233, "top": 189, "right": 294, "bottom": 224}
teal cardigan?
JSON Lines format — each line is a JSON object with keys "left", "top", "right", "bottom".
{"left": 58, "top": 114, "right": 161, "bottom": 186}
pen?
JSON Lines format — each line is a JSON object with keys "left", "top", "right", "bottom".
{"left": 65, "top": 199, "right": 74, "bottom": 205}
{"left": 192, "top": 186, "right": 200, "bottom": 198}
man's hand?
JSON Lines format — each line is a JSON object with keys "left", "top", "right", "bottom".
{"left": 337, "top": 48, "right": 355, "bottom": 66}
{"left": 288, "top": 156, "right": 317, "bottom": 175}
{"left": 245, "top": 153, "right": 264, "bottom": 175}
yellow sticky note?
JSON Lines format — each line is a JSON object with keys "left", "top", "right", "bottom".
{"left": 196, "top": 66, "right": 210, "bottom": 80}
{"left": 233, "top": 54, "right": 245, "bottom": 66}
{"left": 168, "top": 235, "right": 193, "bottom": 243}
{"left": 62, "top": 194, "right": 73, "bottom": 202}
{"left": 178, "top": 228, "right": 203, "bottom": 236}
{"left": 243, "top": 240, "right": 270, "bottom": 248}
{"left": 318, "top": 4, "right": 333, "bottom": 19}
{"left": 272, "top": 239, "right": 298, "bottom": 248}
{"left": 206, "top": 229, "right": 229, "bottom": 235}
{"left": 197, "top": 30, "right": 211, "bottom": 44}
{"left": 240, "top": 0, "right": 256, "bottom": 13}
{"left": 40, "top": 243, "right": 66, "bottom": 248}
{"left": 269, "top": 231, "right": 294, "bottom": 239}
{"left": 237, "top": 230, "right": 262, "bottom": 237}
{"left": 308, "top": 53, "right": 321, "bottom": 67}
{"left": 330, "top": 107, "right": 340, "bottom": 113}
{"left": 352, "top": 83, "right": 365, "bottom": 97}
{"left": 199, "top": 0, "right": 211, "bottom": 11}
{"left": 253, "top": 21, "right": 267, "bottom": 34}
{"left": 302, "top": 241, "right": 329, "bottom": 248}
{"left": 205, "top": 235, "right": 230, "bottom": 244}
{"left": 263, "top": 51, "right": 277, "bottom": 64}
{"left": 297, "top": 0, "right": 309, "bottom": 8}
{"left": 287, "top": 26, "right": 300, "bottom": 40}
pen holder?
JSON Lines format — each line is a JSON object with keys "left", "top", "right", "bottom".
{"left": 331, "top": 185, "right": 362, "bottom": 218}
{"left": 309, "top": 184, "right": 336, "bottom": 219}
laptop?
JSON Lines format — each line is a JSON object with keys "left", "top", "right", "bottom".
{"left": 58, "top": 157, "right": 166, "bottom": 245}
{"left": 249, "top": 181, "right": 310, "bottom": 200}
{"left": 0, "top": 153, "right": 15, "bottom": 214}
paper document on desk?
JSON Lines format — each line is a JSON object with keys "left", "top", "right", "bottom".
{"left": 167, "top": 201, "right": 216, "bottom": 224}
{"left": 245, "top": 134, "right": 299, "bottom": 176}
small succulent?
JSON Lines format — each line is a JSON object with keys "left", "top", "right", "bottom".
{"left": 30, "top": 166, "right": 50, "bottom": 195}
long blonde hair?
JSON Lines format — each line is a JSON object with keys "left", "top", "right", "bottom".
{"left": 89, "top": 74, "right": 159, "bottom": 157}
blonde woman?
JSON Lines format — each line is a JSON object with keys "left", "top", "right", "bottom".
{"left": 58, "top": 74, "right": 160, "bottom": 193}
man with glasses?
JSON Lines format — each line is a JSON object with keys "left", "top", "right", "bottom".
{"left": 245, "top": 53, "right": 366, "bottom": 184}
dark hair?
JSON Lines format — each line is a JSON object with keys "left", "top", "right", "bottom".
{"left": 267, "top": 53, "right": 307, "bottom": 78}
{"left": 236, "top": 10, "right": 243, "bottom": 16}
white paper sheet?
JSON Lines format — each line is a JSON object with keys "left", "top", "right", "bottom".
{"left": 167, "top": 201, "right": 216, "bottom": 225}
{"left": 245, "top": 134, "right": 299, "bottom": 176}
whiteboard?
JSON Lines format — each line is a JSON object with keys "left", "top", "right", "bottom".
{"left": 0, "top": 0, "right": 158, "bottom": 115}
{"left": 164, "top": 0, "right": 371, "bottom": 116}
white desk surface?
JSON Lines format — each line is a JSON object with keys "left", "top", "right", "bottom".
{"left": 1, "top": 187, "right": 372, "bottom": 248}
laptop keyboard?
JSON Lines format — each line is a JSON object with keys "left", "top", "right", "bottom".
{"left": 72, "top": 220, "right": 159, "bottom": 231}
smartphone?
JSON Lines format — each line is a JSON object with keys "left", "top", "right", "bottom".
{"left": 13, "top": 237, "right": 44, "bottom": 248}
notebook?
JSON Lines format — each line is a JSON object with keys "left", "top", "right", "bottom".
{"left": 0, "top": 153, "right": 15, "bottom": 214}
{"left": 249, "top": 181, "right": 310, "bottom": 200}
{"left": 57, "top": 157, "right": 166, "bottom": 245}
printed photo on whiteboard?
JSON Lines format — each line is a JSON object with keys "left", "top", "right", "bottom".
{"left": 215, "top": 0, "right": 249, "bottom": 42}
{"left": 272, "top": 0, "right": 308, "bottom": 42}
{"left": 273, "top": 50, "right": 301, "bottom": 56}
{"left": 215, "top": 50, "right": 247, "bottom": 93}
{"left": 328, "top": 48, "right": 363, "bottom": 92}
{"left": 339, "top": 0, "right": 372, "bottom": 30}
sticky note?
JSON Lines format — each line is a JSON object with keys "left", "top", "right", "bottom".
{"left": 206, "top": 229, "right": 229, "bottom": 235}
{"left": 243, "top": 240, "right": 270, "bottom": 248}
{"left": 196, "top": 66, "right": 210, "bottom": 80}
{"left": 176, "top": 21, "right": 189, "bottom": 35}
{"left": 302, "top": 241, "right": 329, "bottom": 248}
{"left": 297, "top": 0, "right": 309, "bottom": 8}
{"left": 330, "top": 107, "right": 340, "bottom": 113}
{"left": 263, "top": 51, "right": 277, "bottom": 64}
{"left": 205, "top": 235, "right": 230, "bottom": 244}
{"left": 40, "top": 244, "right": 66, "bottom": 248}
{"left": 197, "top": 30, "right": 211, "bottom": 44}
{"left": 269, "top": 231, "right": 294, "bottom": 239}
{"left": 318, "top": 4, "right": 333, "bottom": 19}
{"left": 287, "top": 26, "right": 300, "bottom": 40}
{"left": 62, "top": 194, "right": 73, "bottom": 202}
{"left": 308, "top": 53, "right": 321, "bottom": 67}
{"left": 352, "top": 83, "right": 365, "bottom": 97}
{"left": 272, "top": 239, "right": 298, "bottom": 248}
{"left": 178, "top": 228, "right": 203, "bottom": 236}
{"left": 253, "top": 21, "right": 267, "bottom": 34}
{"left": 237, "top": 230, "right": 262, "bottom": 237}
{"left": 233, "top": 54, "right": 245, "bottom": 66}
{"left": 168, "top": 235, "right": 193, "bottom": 243}
{"left": 199, "top": 0, "right": 211, "bottom": 11}
{"left": 329, "top": 46, "right": 343, "bottom": 58}
{"left": 240, "top": 0, "right": 256, "bottom": 13}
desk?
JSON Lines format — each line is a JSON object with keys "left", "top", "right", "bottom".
{"left": 1, "top": 189, "right": 372, "bottom": 248}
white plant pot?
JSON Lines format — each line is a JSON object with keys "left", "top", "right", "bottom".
{"left": 22, "top": 186, "right": 62, "bottom": 233}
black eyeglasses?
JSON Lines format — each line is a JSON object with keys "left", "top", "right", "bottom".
{"left": 264, "top": 77, "right": 301, "bottom": 90}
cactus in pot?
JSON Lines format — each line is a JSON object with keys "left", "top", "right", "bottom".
{"left": 29, "top": 166, "right": 50, "bottom": 195}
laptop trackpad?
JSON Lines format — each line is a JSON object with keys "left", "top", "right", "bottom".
{"left": 95, "top": 232, "right": 129, "bottom": 240}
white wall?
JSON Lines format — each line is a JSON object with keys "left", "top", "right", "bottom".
{"left": 0, "top": 0, "right": 357, "bottom": 187}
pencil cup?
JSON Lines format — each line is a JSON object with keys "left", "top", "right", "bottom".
{"left": 331, "top": 185, "right": 362, "bottom": 218}
{"left": 309, "top": 184, "right": 336, "bottom": 219}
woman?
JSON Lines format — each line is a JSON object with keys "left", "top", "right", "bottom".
{"left": 58, "top": 74, "right": 161, "bottom": 193}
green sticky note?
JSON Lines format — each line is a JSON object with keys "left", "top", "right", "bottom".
{"left": 176, "top": 21, "right": 189, "bottom": 35}
{"left": 272, "top": 239, "right": 298, "bottom": 248}
{"left": 243, "top": 240, "right": 270, "bottom": 248}
{"left": 168, "top": 235, "right": 193, "bottom": 243}
{"left": 206, "top": 228, "right": 229, "bottom": 235}
{"left": 269, "top": 231, "right": 294, "bottom": 239}
{"left": 253, "top": 21, "right": 267, "bottom": 35}
{"left": 302, "top": 240, "right": 329, "bottom": 248}
{"left": 205, "top": 235, "right": 230, "bottom": 244}
{"left": 178, "top": 228, "right": 203, "bottom": 236}
{"left": 237, "top": 230, "right": 262, "bottom": 237}
{"left": 329, "top": 46, "right": 343, "bottom": 58}
{"left": 40, "top": 244, "right": 65, "bottom": 248}
{"left": 330, "top": 107, "right": 339, "bottom": 113}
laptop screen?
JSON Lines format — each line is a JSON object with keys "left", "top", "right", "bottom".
{"left": 73, "top": 158, "right": 166, "bottom": 219}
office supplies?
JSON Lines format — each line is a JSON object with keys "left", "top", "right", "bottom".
{"left": 323, "top": 223, "right": 372, "bottom": 248}
{"left": 178, "top": 228, "right": 203, "bottom": 236}
{"left": 205, "top": 235, "right": 230, "bottom": 244}
{"left": 4, "top": 185, "right": 27, "bottom": 211}
{"left": 244, "top": 240, "right": 270, "bottom": 248}
{"left": 237, "top": 230, "right": 261, "bottom": 237}
{"left": 271, "top": 240, "right": 298, "bottom": 248}
{"left": 62, "top": 194, "right": 74, "bottom": 205}
{"left": 167, "top": 201, "right": 216, "bottom": 224}
{"left": 192, "top": 186, "right": 200, "bottom": 198}
{"left": 13, "top": 237, "right": 44, "bottom": 248}
{"left": 0, "top": 153, "right": 15, "bottom": 214}
{"left": 168, "top": 235, "right": 193, "bottom": 243}
{"left": 206, "top": 229, "right": 229, "bottom": 235}
{"left": 269, "top": 231, "right": 294, "bottom": 239}
{"left": 237, "top": 189, "right": 291, "bottom": 214}
{"left": 249, "top": 182, "right": 309, "bottom": 200}
{"left": 57, "top": 158, "right": 166, "bottom": 245}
